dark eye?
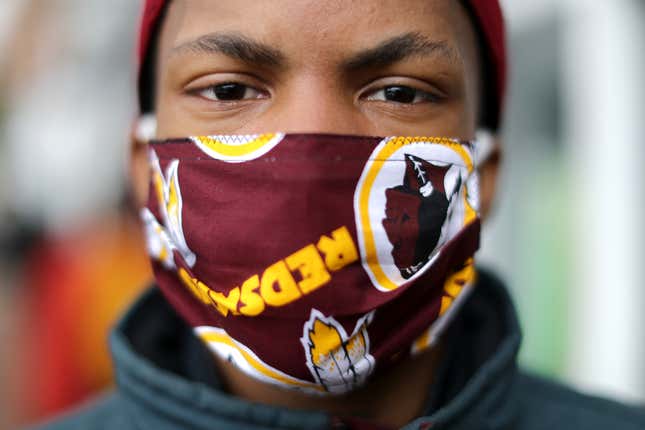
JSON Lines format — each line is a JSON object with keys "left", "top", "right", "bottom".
{"left": 198, "top": 83, "right": 265, "bottom": 101}
{"left": 365, "top": 85, "right": 436, "bottom": 104}
{"left": 384, "top": 86, "right": 416, "bottom": 103}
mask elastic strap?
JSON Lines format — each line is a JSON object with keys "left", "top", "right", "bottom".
{"left": 474, "top": 129, "right": 495, "bottom": 168}
{"left": 134, "top": 114, "right": 157, "bottom": 144}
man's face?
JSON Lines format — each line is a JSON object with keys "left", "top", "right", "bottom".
{"left": 153, "top": 0, "right": 481, "bottom": 139}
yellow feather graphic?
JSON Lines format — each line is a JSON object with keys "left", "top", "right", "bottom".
{"left": 309, "top": 319, "right": 343, "bottom": 367}
{"left": 141, "top": 150, "right": 196, "bottom": 269}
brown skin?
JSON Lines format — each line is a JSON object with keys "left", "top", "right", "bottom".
{"left": 130, "top": 0, "right": 502, "bottom": 427}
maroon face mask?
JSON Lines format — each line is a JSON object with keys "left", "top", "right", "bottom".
{"left": 141, "top": 133, "right": 480, "bottom": 395}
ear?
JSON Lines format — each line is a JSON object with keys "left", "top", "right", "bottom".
{"left": 128, "top": 115, "right": 157, "bottom": 209}
{"left": 477, "top": 135, "right": 502, "bottom": 222}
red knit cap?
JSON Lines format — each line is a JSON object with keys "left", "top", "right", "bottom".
{"left": 137, "top": 0, "right": 506, "bottom": 128}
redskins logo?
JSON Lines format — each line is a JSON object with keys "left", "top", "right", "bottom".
{"left": 191, "top": 133, "right": 285, "bottom": 163}
{"left": 354, "top": 137, "right": 478, "bottom": 292}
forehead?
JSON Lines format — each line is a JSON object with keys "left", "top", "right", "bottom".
{"left": 159, "top": 0, "right": 478, "bottom": 70}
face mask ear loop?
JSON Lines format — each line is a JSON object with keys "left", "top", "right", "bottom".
{"left": 134, "top": 113, "right": 157, "bottom": 144}
{"left": 474, "top": 129, "right": 495, "bottom": 169}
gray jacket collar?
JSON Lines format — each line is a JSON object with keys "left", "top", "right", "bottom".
{"left": 110, "top": 268, "right": 522, "bottom": 430}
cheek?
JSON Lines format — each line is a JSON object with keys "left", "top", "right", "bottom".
{"left": 130, "top": 146, "right": 152, "bottom": 208}
{"left": 477, "top": 154, "right": 500, "bottom": 221}
{"left": 460, "top": 82, "right": 479, "bottom": 136}
{"left": 443, "top": 97, "right": 477, "bottom": 137}
{"left": 360, "top": 99, "right": 475, "bottom": 138}
{"left": 154, "top": 83, "right": 183, "bottom": 138}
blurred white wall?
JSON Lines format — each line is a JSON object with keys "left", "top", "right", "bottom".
{"left": 0, "top": 0, "right": 139, "bottom": 232}
{"left": 562, "top": 0, "right": 645, "bottom": 402}
{"left": 482, "top": 0, "right": 645, "bottom": 403}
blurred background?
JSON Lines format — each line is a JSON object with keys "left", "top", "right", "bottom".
{"left": 0, "top": 0, "right": 643, "bottom": 428}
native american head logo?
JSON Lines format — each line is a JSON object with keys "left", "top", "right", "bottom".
{"left": 140, "top": 150, "right": 196, "bottom": 269}
{"left": 301, "top": 309, "right": 375, "bottom": 394}
{"left": 382, "top": 154, "right": 461, "bottom": 279}
{"left": 354, "top": 137, "right": 476, "bottom": 291}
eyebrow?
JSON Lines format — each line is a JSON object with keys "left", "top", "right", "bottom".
{"left": 171, "top": 33, "right": 286, "bottom": 68}
{"left": 342, "top": 32, "right": 457, "bottom": 71}
{"left": 171, "top": 31, "right": 455, "bottom": 71}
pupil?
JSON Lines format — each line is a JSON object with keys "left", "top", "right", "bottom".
{"left": 384, "top": 86, "right": 416, "bottom": 103}
{"left": 214, "top": 83, "right": 246, "bottom": 100}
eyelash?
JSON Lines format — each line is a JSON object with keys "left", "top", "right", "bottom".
{"left": 362, "top": 86, "right": 441, "bottom": 104}
{"left": 195, "top": 82, "right": 268, "bottom": 102}
{"left": 190, "top": 81, "right": 442, "bottom": 105}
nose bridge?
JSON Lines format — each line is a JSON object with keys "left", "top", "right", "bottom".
{"left": 266, "top": 76, "right": 362, "bottom": 135}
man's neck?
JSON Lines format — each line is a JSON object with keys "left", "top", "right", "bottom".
{"left": 213, "top": 345, "right": 442, "bottom": 428}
